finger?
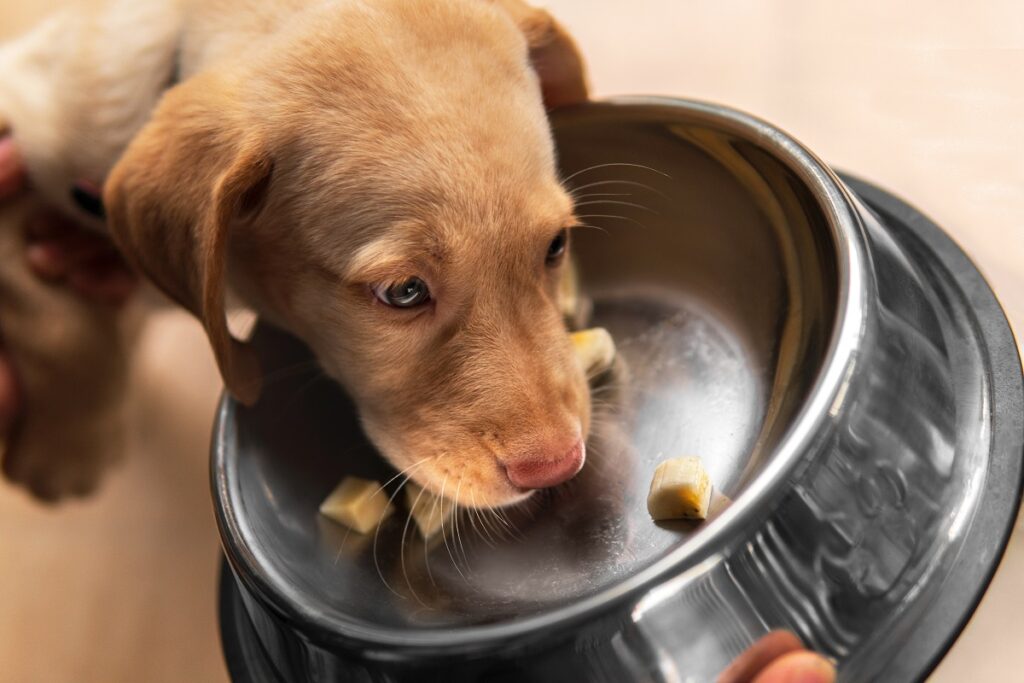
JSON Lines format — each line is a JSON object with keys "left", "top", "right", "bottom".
{"left": 0, "top": 346, "right": 23, "bottom": 435}
{"left": 26, "top": 241, "right": 74, "bottom": 279}
{"left": 751, "top": 652, "right": 836, "bottom": 683}
{"left": 27, "top": 228, "right": 117, "bottom": 279}
{"left": 0, "top": 135, "right": 27, "bottom": 199}
{"left": 718, "top": 632, "right": 805, "bottom": 683}
{"left": 39, "top": 231, "right": 111, "bottom": 265}
{"left": 68, "top": 260, "right": 139, "bottom": 306}
{"left": 26, "top": 209, "right": 80, "bottom": 240}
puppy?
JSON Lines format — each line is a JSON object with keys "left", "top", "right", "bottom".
{"left": 0, "top": 0, "right": 592, "bottom": 508}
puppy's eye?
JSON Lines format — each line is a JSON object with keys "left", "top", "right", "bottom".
{"left": 373, "top": 277, "right": 431, "bottom": 308}
{"left": 546, "top": 229, "right": 569, "bottom": 266}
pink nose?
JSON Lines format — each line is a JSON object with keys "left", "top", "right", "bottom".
{"left": 505, "top": 438, "right": 585, "bottom": 489}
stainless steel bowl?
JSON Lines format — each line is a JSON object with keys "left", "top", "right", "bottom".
{"left": 213, "top": 98, "right": 1024, "bottom": 682}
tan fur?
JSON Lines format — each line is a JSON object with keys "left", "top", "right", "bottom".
{"left": 1, "top": 0, "right": 590, "bottom": 507}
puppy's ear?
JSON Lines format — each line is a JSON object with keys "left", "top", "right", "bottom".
{"left": 492, "top": 0, "right": 590, "bottom": 109}
{"left": 104, "top": 75, "right": 269, "bottom": 405}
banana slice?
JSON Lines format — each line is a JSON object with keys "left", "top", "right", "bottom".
{"left": 319, "top": 476, "right": 394, "bottom": 534}
{"left": 559, "top": 258, "right": 580, "bottom": 319}
{"left": 570, "top": 327, "right": 616, "bottom": 377}
{"left": 404, "top": 482, "right": 457, "bottom": 540}
{"left": 647, "top": 456, "right": 713, "bottom": 521}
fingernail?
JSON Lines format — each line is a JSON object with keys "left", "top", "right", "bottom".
{"left": 26, "top": 243, "right": 67, "bottom": 278}
{"left": 786, "top": 655, "right": 837, "bottom": 683}
{"left": 71, "top": 182, "right": 106, "bottom": 218}
{"left": 814, "top": 658, "right": 837, "bottom": 683}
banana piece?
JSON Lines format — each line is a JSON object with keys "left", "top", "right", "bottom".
{"left": 319, "top": 476, "right": 394, "bottom": 534}
{"left": 559, "top": 257, "right": 580, "bottom": 319}
{"left": 404, "top": 482, "right": 457, "bottom": 540}
{"left": 570, "top": 327, "right": 616, "bottom": 377}
{"left": 647, "top": 456, "right": 713, "bottom": 521}
{"left": 558, "top": 258, "right": 577, "bottom": 318}
{"left": 559, "top": 258, "right": 593, "bottom": 329}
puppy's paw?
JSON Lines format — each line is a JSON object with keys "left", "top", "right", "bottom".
{"left": 2, "top": 410, "right": 126, "bottom": 503}
{"left": 0, "top": 342, "right": 133, "bottom": 503}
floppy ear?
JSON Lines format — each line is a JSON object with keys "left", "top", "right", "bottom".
{"left": 104, "top": 75, "right": 269, "bottom": 405}
{"left": 492, "top": 0, "right": 590, "bottom": 109}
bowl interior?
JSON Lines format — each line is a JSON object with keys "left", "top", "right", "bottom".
{"left": 217, "top": 101, "right": 840, "bottom": 637}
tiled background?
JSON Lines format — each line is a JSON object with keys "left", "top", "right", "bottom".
{"left": 1, "top": 1, "right": 1021, "bottom": 681}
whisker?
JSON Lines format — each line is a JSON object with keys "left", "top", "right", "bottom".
{"left": 573, "top": 199, "right": 659, "bottom": 215}
{"left": 589, "top": 397, "right": 625, "bottom": 413}
{"left": 567, "top": 178, "right": 671, "bottom": 202}
{"left": 490, "top": 506, "right": 513, "bottom": 532}
{"left": 423, "top": 476, "right": 443, "bottom": 587}
{"left": 372, "top": 463, "right": 431, "bottom": 599}
{"left": 575, "top": 214, "right": 651, "bottom": 230}
{"left": 561, "top": 161, "right": 672, "bottom": 185}
{"left": 331, "top": 524, "right": 355, "bottom": 568}
{"left": 400, "top": 483, "right": 430, "bottom": 607}
{"left": 439, "top": 473, "right": 469, "bottom": 581}
{"left": 470, "top": 493, "right": 497, "bottom": 548}
{"left": 453, "top": 478, "right": 472, "bottom": 569}
{"left": 503, "top": 508, "right": 526, "bottom": 541}
{"left": 467, "top": 495, "right": 483, "bottom": 547}
{"left": 573, "top": 223, "right": 610, "bottom": 235}
{"left": 478, "top": 503, "right": 502, "bottom": 542}
{"left": 570, "top": 191, "right": 632, "bottom": 200}
{"left": 488, "top": 506, "right": 518, "bottom": 542}
{"left": 488, "top": 506, "right": 511, "bottom": 541}
{"left": 367, "top": 456, "right": 434, "bottom": 501}
{"left": 481, "top": 504, "right": 506, "bottom": 543}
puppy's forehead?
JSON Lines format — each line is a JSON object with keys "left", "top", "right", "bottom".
{"left": 265, "top": 0, "right": 555, "bottom": 172}
{"left": 344, "top": 182, "right": 573, "bottom": 279}
{"left": 263, "top": 0, "right": 574, "bottom": 272}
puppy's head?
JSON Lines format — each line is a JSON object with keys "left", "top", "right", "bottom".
{"left": 105, "top": 0, "right": 591, "bottom": 508}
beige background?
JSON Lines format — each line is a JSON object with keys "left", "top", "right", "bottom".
{"left": 1, "top": 1, "right": 1021, "bottom": 681}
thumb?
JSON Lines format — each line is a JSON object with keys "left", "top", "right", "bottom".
{"left": 752, "top": 651, "right": 837, "bottom": 683}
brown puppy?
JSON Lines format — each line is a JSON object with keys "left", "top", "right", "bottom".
{"left": 0, "top": 0, "right": 591, "bottom": 507}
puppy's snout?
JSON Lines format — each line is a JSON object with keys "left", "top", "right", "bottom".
{"left": 505, "top": 437, "right": 585, "bottom": 489}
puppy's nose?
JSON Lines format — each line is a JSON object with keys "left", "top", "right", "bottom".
{"left": 505, "top": 438, "right": 585, "bottom": 489}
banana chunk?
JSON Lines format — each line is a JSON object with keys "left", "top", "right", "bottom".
{"left": 559, "top": 258, "right": 580, "bottom": 319}
{"left": 570, "top": 327, "right": 616, "bottom": 376}
{"left": 404, "top": 482, "right": 457, "bottom": 540}
{"left": 559, "top": 259, "right": 593, "bottom": 329}
{"left": 647, "top": 456, "right": 713, "bottom": 521}
{"left": 319, "top": 476, "right": 394, "bottom": 534}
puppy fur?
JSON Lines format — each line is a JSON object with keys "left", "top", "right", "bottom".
{"left": 0, "top": 0, "right": 591, "bottom": 508}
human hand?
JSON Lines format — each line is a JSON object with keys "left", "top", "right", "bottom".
{"left": 0, "top": 129, "right": 138, "bottom": 435}
{"left": 718, "top": 631, "right": 836, "bottom": 683}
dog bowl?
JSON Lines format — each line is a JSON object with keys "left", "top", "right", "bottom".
{"left": 213, "top": 98, "right": 1023, "bottom": 682}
